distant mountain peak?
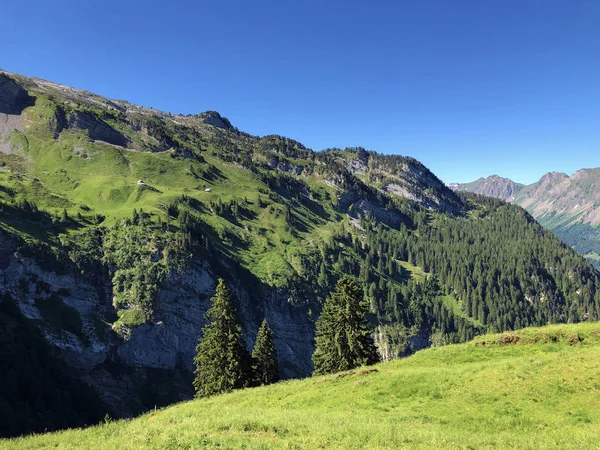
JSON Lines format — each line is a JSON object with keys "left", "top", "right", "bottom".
{"left": 538, "top": 171, "right": 568, "bottom": 184}
{"left": 450, "top": 174, "right": 524, "bottom": 202}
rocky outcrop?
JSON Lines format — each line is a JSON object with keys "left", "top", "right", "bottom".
{"left": 0, "top": 73, "right": 32, "bottom": 152}
{"left": 0, "top": 73, "right": 35, "bottom": 115}
{"left": 343, "top": 153, "right": 463, "bottom": 214}
{"left": 384, "top": 183, "right": 418, "bottom": 202}
{"left": 68, "top": 111, "right": 129, "bottom": 147}
{"left": 0, "top": 115, "right": 25, "bottom": 155}
{"left": 338, "top": 190, "right": 408, "bottom": 228}
{"left": 198, "top": 111, "right": 233, "bottom": 130}
{"left": 267, "top": 154, "right": 303, "bottom": 174}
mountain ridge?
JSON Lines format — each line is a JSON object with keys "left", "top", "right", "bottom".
{"left": 449, "top": 174, "right": 525, "bottom": 202}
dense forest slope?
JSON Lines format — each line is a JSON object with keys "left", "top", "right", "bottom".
{"left": 4, "top": 323, "right": 600, "bottom": 449}
{"left": 1, "top": 69, "right": 599, "bottom": 434}
{"left": 452, "top": 171, "right": 600, "bottom": 268}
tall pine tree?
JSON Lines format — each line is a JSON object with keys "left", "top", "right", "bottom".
{"left": 193, "top": 279, "right": 251, "bottom": 397}
{"left": 251, "top": 319, "right": 280, "bottom": 386}
{"left": 312, "top": 276, "right": 379, "bottom": 375}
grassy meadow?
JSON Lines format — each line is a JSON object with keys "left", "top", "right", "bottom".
{"left": 4, "top": 323, "right": 600, "bottom": 449}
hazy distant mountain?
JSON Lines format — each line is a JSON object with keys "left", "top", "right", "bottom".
{"left": 516, "top": 169, "right": 600, "bottom": 226}
{"left": 448, "top": 175, "right": 525, "bottom": 202}
{"left": 452, "top": 170, "right": 600, "bottom": 267}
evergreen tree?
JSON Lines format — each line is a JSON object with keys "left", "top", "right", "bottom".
{"left": 252, "top": 319, "right": 280, "bottom": 386}
{"left": 193, "top": 279, "right": 251, "bottom": 398}
{"left": 132, "top": 208, "right": 139, "bottom": 225}
{"left": 312, "top": 276, "right": 380, "bottom": 375}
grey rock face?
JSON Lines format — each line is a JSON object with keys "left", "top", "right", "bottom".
{"left": 0, "top": 246, "right": 110, "bottom": 367}
{"left": 116, "top": 262, "right": 315, "bottom": 378}
{"left": 343, "top": 155, "right": 462, "bottom": 214}
{"left": 399, "top": 163, "right": 461, "bottom": 213}
{"left": 337, "top": 189, "right": 407, "bottom": 228}
{"left": 199, "top": 111, "right": 233, "bottom": 130}
{"left": 0, "top": 113, "right": 25, "bottom": 155}
{"left": 0, "top": 73, "right": 35, "bottom": 115}
{"left": 118, "top": 323, "right": 181, "bottom": 369}
{"left": 68, "top": 111, "right": 129, "bottom": 147}
{"left": 266, "top": 155, "right": 302, "bottom": 174}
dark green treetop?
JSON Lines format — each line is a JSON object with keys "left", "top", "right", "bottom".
{"left": 252, "top": 318, "right": 280, "bottom": 386}
{"left": 312, "top": 276, "right": 380, "bottom": 376}
{"left": 193, "top": 279, "right": 251, "bottom": 397}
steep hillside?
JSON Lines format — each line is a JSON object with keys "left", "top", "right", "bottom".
{"left": 4, "top": 323, "right": 600, "bottom": 449}
{"left": 452, "top": 170, "right": 600, "bottom": 267}
{"left": 1, "top": 69, "right": 600, "bottom": 432}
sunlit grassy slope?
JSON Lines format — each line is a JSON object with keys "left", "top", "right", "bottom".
{"left": 5, "top": 323, "right": 600, "bottom": 449}
{"left": 0, "top": 121, "right": 340, "bottom": 287}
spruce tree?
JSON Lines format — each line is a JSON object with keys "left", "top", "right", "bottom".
{"left": 193, "top": 279, "right": 251, "bottom": 397}
{"left": 251, "top": 319, "right": 280, "bottom": 386}
{"left": 312, "top": 276, "right": 379, "bottom": 376}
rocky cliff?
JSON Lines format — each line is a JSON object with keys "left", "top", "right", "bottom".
{"left": 0, "top": 73, "right": 34, "bottom": 115}
{"left": 0, "top": 228, "right": 314, "bottom": 414}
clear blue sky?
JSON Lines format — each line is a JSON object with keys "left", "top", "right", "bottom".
{"left": 2, "top": 0, "right": 599, "bottom": 184}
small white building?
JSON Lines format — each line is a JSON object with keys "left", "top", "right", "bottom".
{"left": 205, "top": 188, "right": 212, "bottom": 192}
{"left": 137, "top": 180, "right": 145, "bottom": 185}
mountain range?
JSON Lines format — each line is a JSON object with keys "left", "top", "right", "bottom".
{"left": 1, "top": 69, "right": 600, "bottom": 437}
{"left": 450, "top": 171, "right": 600, "bottom": 268}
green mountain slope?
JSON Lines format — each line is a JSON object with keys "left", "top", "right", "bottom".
{"left": 1, "top": 69, "right": 600, "bottom": 433}
{"left": 4, "top": 323, "right": 600, "bottom": 449}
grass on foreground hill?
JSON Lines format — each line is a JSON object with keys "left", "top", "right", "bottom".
{"left": 5, "top": 323, "right": 600, "bottom": 449}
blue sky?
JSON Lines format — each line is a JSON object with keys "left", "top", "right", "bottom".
{"left": 2, "top": 0, "right": 599, "bottom": 184}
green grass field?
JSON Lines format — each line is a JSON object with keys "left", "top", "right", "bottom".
{"left": 4, "top": 323, "right": 600, "bottom": 449}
